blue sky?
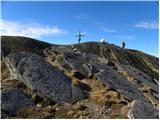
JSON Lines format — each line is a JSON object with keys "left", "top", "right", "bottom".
{"left": 1, "top": 1, "right": 159, "bottom": 56}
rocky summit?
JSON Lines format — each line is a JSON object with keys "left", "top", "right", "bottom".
{"left": 1, "top": 36, "right": 159, "bottom": 119}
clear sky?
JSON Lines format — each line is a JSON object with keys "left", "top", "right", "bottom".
{"left": 1, "top": 1, "right": 159, "bottom": 56}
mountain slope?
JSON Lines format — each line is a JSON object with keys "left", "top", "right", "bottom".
{"left": 1, "top": 36, "right": 52, "bottom": 57}
{"left": 1, "top": 36, "right": 159, "bottom": 119}
{"left": 74, "top": 42, "right": 158, "bottom": 79}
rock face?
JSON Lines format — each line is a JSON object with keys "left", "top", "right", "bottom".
{"left": 45, "top": 46, "right": 145, "bottom": 101}
{"left": 1, "top": 88, "right": 35, "bottom": 116}
{"left": 45, "top": 46, "right": 106, "bottom": 77}
{"left": 95, "top": 68, "right": 145, "bottom": 101}
{"left": 5, "top": 52, "right": 85, "bottom": 103}
{"left": 118, "top": 65, "right": 159, "bottom": 93}
{"left": 75, "top": 42, "right": 159, "bottom": 80}
{"left": 1, "top": 36, "right": 159, "bottom": 119}
{"left": 128, "top": 100, "right": 159, "bottom": 119}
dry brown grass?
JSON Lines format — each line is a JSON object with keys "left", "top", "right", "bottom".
{"left": 139, "top": 84, "right": 151, "bottom": 93}
{"left": 65, "top": 71, "right": 81, "bottom": 86}
{"left": 1, "top": 60, "right": 10, "bottom": 81}
{"left": 56, "top": 53, "right": 64, "bottom": 61}
{"left": 80, "top": 78, "right": 131, "bottom": 118}
{"left": 106, "top": 103, "right": 131, "bottom": 119}
{"left": 16, "top": 106, "right": 55, "bottom": 119}
{"left": 120, "top": 71, "right": 135, "bottom": 83}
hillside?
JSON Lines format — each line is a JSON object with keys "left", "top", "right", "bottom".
{"left": 1, "top": 36, "right": 159, "bottom": 119}
{"left": 1, "top": 36, "right": 52, "bottom": 57}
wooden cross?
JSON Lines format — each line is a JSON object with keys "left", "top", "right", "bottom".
{"left": 75, "top": 30, "right": 85, "bottom": 44}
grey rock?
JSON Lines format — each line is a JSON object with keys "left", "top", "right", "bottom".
{"left": 63, "top": 52, "right": 87, "bottom": 75}
{"left": 51, "top": 46, "right": 75, "bottom": 54}
{"left": 95, "top": 67, "right": 145, "bottom": 101}
{"left": 82, "top": 63, "right": 99, "bottom": 77}
{"left": 72, "top": 53, "right": 108, "bottom": 74}
{"left": 1, "top": 111, "right": 9, "bottom": 119}
{"left": 72, "top": 86, "right": 87, "bottom": 101}
{"left": 118, "top": 65, "right": 159, "bottom": 93}
{"left": 1, "top": 88, "right": 35, "bottom": 116}
{"left": 128, "top": 100, "right": 159, "bottom": 119}
{"left": 47, "top": 47, "right": 105, "bottom": 77}
{"left": 44, "top": 46, "right": 157, "bottom": 103}
{"left": 5, "top": 52, "right": 85, "bottom": 103}
{"left": 44, "top": 47, "right": 147, "bottom": 102}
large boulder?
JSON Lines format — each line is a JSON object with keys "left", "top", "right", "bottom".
{"left": 72, "top": 86, "right": 87, "bottom": 101}
{"left": 5, "top": 52, "right": 86, "bottom": 103}
{"left": 128, "top": 100, "right": 159, "bottom": 119}
{"left": 1, "top": 88, "right": 35, "bottom": 116}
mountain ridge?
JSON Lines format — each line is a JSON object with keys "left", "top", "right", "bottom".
{"left": 1, "top": 35, "right": 158, "bottom": 58}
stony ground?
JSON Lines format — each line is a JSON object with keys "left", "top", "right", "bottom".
{"left": 1, "top": 36, "right": 159, "bottom": 119}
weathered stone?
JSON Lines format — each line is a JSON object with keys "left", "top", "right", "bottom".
{"left": 82, "top": 63, "right": 99, "bottom": 77}
{"left": 75, "top": 54, "right": 102, "bottom": 76}
{"left": 95, "top": 67, "right": 145, "bottom": 101}
{"left": 44, "top": 46, "right": 148, "bottom": 103}
{"left": 45, "top": 47, "right": 102, "bottom": 77}
{"left": 51, "top": 46, "right": 75, "bottom": 54}
{"left": 118, "top": 65, "right": 158, "bottom": 93}
{"left": 128, "top": 100, "right": 159, "bottom": 119}
{"left": 1, "top": 111, "right": 9, "bottom": 119}
{"left": 5, "top": 52, "right": 85, "bottom": 103}
{"left": 72, "top": 86, "right": 87, "bottom": 101}
{"left": 1, "top": 88, "right": 35, "bottom": 116}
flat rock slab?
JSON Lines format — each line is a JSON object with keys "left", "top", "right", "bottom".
{"left": 118, "top": 65, "right": 158, "bottom": 93}
{"left": 5, "top": 52, "right": 85, "bottom": 103}
{"left": 128, "top": 100, "right": 159, "bottom": 119}
{"left": 1, "top": 88, "right": 35, "bottom": 116}
{"left": 95, "top": 68, "right": 145, "bottom": 101}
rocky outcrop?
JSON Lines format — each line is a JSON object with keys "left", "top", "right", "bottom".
{"left": 43, "top": 45, "right": 159, "bottom": 119}
{"left": 95, "top": 68, "right": 145, "bottom": 101}
{"left": 45, "top": 46, "right": 145, "bottom": 101}
{"left": 1, "top": 88, "right": 35, "bottom": 116}
{"left": 1, "top": 36, "right": 159, "bottom": 119}
{"left": 75, "top": 42, "right": 159, "bottom": 79}
{"left": 118, "top": 65, "right": 158, "bottom": 92}
{"left": 117, "top": 64, "right": 159, "bottom": 108}
{"left": 5, "top": 52, "right": 86, "bottom": 103}
{"left": 45, "top": 46, "right": 106, "bottom": 76}
{"left": 128, "top": 100, "right": 159, "bottom": 119}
